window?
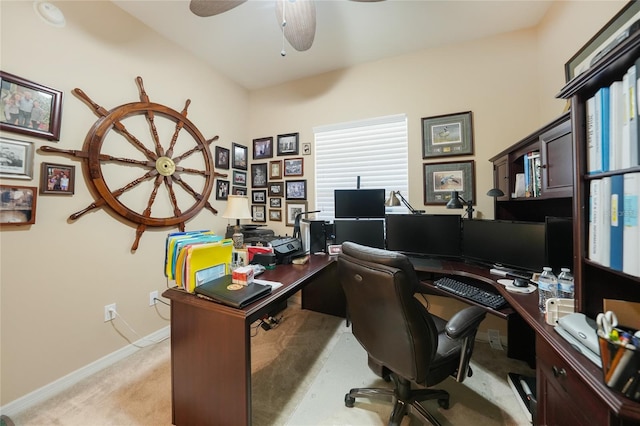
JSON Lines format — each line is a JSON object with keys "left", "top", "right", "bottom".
{"left": 313, "top": 114, "right": 409, "bottom": 220}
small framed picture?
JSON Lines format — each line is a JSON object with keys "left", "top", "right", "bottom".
{"left": 284, "top": 157, "right": 304, "bottom": 177}
{"left": 0, "top": 71, "right": 63, "bottom": 141}
{"left": 233, "top": 170, "right": 246, "bottom": 186}
{"left": 0, "top": 137, "right": 34, "bottom": 180}
{"left": 253, "top": 137, "right": 273, "bottom": 160}
{"left": 422, "top": 111, "right": 473, "bottom": 159}
{"left": 285, "top": 179, "right": 307, "bottom": 200}
{"left": 231, "top": 142, "right": 248, "bottom": 170}
{"left": 252, "top": 205, "right": 266, "bottom": 223}
{"left": 270, "top": 197, "right": 281, "bottom": 208}
{"left": 269, "top": 209, "right": 282, "bottom": 221}
{"left": 277, "top": 132, "right": 299, "bottom": 156}
{"left": 268, "top": 182, "right": 284, "bottom": 197}
{"left": 269, "top": 160, "right": 282, "bottom": 179}
{"left": 40, "top": 162, "right": 75, "bottom": 195}
{"left": 216, "top": 179, "right": 230, "bottom": 200}
{"left": 215, "top": 146, "right": 230, "bottom": 169}
{"left": 251, "top": 163, "right": 268, "bottom": 188}
{"left": 0, "top": 185, "right": 37, "bottom": 225}
{"left": 286, "top": 201, "right": 308, "bottom": 227}
{"left": 423, "top": 160, "right": 475, "bottom": 205}
{"left": 232, "top": 186, "right": 247, "bottom": 196}
{"left": 252, "top": 189, "right": 266, "bottom": 204}
{"left": 302, "top": 142, "right": 311, "bottom": 155}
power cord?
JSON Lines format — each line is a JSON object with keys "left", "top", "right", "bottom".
{"left": 108, "top": 308, "right": 170, "bottom": 348}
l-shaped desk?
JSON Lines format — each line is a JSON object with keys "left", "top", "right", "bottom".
{"left": 162, "top": 255, "right": 640, "bottom": 425}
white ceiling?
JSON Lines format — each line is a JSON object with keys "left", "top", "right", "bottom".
{"left": 111, "top": 0, "right": 554, "bottom": 91}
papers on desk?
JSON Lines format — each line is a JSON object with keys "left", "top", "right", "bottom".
{"left": 253, "top": 279, "right": 283, "bottom": 290}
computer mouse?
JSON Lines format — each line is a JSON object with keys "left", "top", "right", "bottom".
{"left": 513, "top": 278, "right": 529, "bottom": 288}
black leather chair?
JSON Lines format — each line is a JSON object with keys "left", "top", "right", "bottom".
{"left": 337, "top": 242, "right": 487, "bottom": 426}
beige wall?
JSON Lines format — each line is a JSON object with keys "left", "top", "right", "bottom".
{"left": 0, "top": 0, "right": 625, "bottom": 409}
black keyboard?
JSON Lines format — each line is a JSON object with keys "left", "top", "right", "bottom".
{"left": 434, "top": 277, "right": 507, "bottom": 310}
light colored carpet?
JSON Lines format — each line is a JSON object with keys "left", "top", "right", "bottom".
{"left": 10, "top": 299, "right": 533, "bottom": 426}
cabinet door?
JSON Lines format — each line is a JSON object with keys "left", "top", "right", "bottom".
{"left": 492, "top": 154, "right": 509, "bottom": 201}
{"left": 540, "top": 118, "right": 573, "bottom": 197}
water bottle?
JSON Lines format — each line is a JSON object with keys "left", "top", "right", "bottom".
{"left": 538, "top": 267, "right": 558, "bottom": 313}
{"left": 557, "top": 267, "right": 574, "bottom": 299}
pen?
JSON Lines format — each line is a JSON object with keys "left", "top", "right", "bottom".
{"left": 599, "top": 337, "right": 610, "bottom": 370}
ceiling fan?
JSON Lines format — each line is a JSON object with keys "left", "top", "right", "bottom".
{"left": 189, "top": 0, "right": 383, "bottom": 53}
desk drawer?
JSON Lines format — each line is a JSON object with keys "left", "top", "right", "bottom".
{"left": 537, "top": 336, "right": 608, "bottom": 425}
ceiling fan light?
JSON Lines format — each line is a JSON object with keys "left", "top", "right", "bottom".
{"left": 189, "top": 0, "right": 247, "bottom": 17}
{"left": 276, "top": 0, "right": 316, "bottom": 51}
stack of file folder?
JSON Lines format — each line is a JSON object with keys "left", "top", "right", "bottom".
{"left": 165, "top": 230, "right": 233, "bottom": 293}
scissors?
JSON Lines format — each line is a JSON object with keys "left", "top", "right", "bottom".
{"left": 596, "top": 311, "right": 618, "bottom": 337}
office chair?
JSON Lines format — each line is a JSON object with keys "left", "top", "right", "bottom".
{"left": 337, "top": 242, "right": 487, "bottom": 426}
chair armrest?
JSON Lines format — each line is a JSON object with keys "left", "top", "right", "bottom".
{"left": 445, "top": 306, "right": 486, "bottom": 340}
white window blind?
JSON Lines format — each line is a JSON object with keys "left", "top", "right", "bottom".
{"left": 313, "top": 114, "right": 409, "bottom": 220}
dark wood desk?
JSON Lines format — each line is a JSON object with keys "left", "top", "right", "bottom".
{"left": 413, "top": 259, "right": 640, "bottom": 425}
{"left": 162, "top": 255, "right": 336, "bottom": 426}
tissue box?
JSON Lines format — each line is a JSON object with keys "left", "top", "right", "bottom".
{"left": 232, "top": 266, "right": 254, "bottom": 285}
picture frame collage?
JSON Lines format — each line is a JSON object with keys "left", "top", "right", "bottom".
{"left": 213, "top": 131, "right": 308, "bottom": 225}
{"left": 0, "top": 71, "right": 66, "bottom": 225}
{"left": 421, "top": 111, "right": 476, "bottom": 210}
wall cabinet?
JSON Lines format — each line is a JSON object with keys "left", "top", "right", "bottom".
{"left": 489, "top": 112, "right": 573, "bottom": 221}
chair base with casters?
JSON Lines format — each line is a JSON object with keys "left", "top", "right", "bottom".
{"left": 344, "top": 372, "right": 450, "bottom": 426}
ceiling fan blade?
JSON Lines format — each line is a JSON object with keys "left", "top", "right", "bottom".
{"left": 189, "top": 0, "right": 247, "bottom": 17}
{"left": 275, "top": 0, "right": 316, "bottom": 52}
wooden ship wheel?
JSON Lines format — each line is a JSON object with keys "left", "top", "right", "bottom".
{"left": 40, "top": 76, "right": 226, "bottom": 251}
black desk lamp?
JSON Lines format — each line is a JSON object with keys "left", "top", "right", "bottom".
{"left": 385, "top": 191, "right": 425, "bottom": 214}
{"left": 487, "top": 188, "right": 505, "bottom": 197}
{"left": 446, "top": 191, "right": 474, "bottom": 219}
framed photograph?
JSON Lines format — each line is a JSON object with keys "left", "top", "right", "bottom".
{"left": 269, "top": 160, "right": 282, "bottom": 179}
{"left": 285, "top": 201, "right": 308, "bottom": 227}
{"left": 270, "top": 197, "right": 281, "bottom": 208}
{"left": 233, "top": 170, "right": 246, "bottom": 186}
{"left": 277, "top": 132, "right": 299, "bottom": 156}
{"left": 422, "top": 111, "right": 473, "bottom": 158}
{"left": 0, "top": 137, "right": 34, "bottom": 180}
{"left": 564, "top": 1, "right": 640, "bottom": 82}
{"left": 232, "top": 186, "right": 247, "bottom": 196}
{"left": 268, "top": 182, "right": 284, "bottom": 197}
{"left": 215, "top": 146, "right": 230, "bottom": 169}
{"left": 253, "top": 137, "right": 273, "bottom": 160}
{"left": 216, "top": 179, "right": 230, "bottom": 200}
{"left": 285, "top": 179, "right": 307, "bottom": 200}
{"left": 250, "top": 163, "right": 268, "bottom": 188}
{"left": 252, "top": 205, "right": 266, "bottom": 223}
{"left": 423, "top": 160, "right": 475, "bottom": 205}
{"left": 0, "top": 185, "right": 37, "bottom": 225}
{"left": 252, "top": 189, "right": 266, "bottom": 204}
{"left": 40, "top": 162, "right": 75, "bottom": 195}
{"left": 284, "top": 157, "right": 304, "bottom": 177}
{"left": 269, "top": 209, "right": 282, "bottom": 221}
{"left": 0, "top": 71, "right": 63, "bottom": 141}
{"left": 302, "top": 142, "right": 311, "bottom": 155}
{"left": 231, "top": 142, "right": 248, "bottom": 170}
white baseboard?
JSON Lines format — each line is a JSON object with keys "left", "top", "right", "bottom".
{"left": 0, "top": 326, "right": 170, "bottom": 418}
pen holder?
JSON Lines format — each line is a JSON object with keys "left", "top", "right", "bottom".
{"left": 599, "top": 336, "right": 640, "bottom": 401}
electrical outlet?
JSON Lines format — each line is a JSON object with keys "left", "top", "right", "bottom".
{"left": 149, "top": 290, "right": 158, "bottom": 306}
{"left": 104, "top": 303, "right": 117, "bottom": 322}
{"left": 488, "top": 328, "right": 503, "bottom": 350}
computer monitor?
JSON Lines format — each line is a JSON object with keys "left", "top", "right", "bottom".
{"left": 334, "top": 189, "right": 386, "bottom": 219}
{"left": 462, "top": 219, "right": 547, "bottom": 273}
{"left": 385, "top": 214, "right": 462, "bottom": 258}
{"left": 334, "top": 219, "right": 385, "bottom": 248}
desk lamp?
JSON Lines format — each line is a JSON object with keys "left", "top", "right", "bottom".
{"left": 222, "top": 195, "right": 253, "bottom": 249}
{"left": 446, "top": 191, "right": 474, "bottom": 219}
{"left": 487, "top": 188, "right": 505, "bottom": 197}
{"left": 385, "top": 191, "right": 425, "bottom": 214}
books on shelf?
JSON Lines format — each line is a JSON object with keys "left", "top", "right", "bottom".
{"left": 623, "top": 172, "right": 640, "bottom": 277}
{"left": 610, "top": 174, "right": 625, "bottom": 272}
{"left": 610, "top": 80, "right": 624, "bottom": 171}
{"left": 523, "top": 151, "right": 541, "bottom": 198}
{"left": 589, "top": 179, "right": 602, "bottom": 263}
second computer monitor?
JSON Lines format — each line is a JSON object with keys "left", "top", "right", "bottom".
{"left": 385, "top": 214, "right": 462, "bottom": 258}
{"left": 333, "top": 219, "right": 385, "bottom": 249}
